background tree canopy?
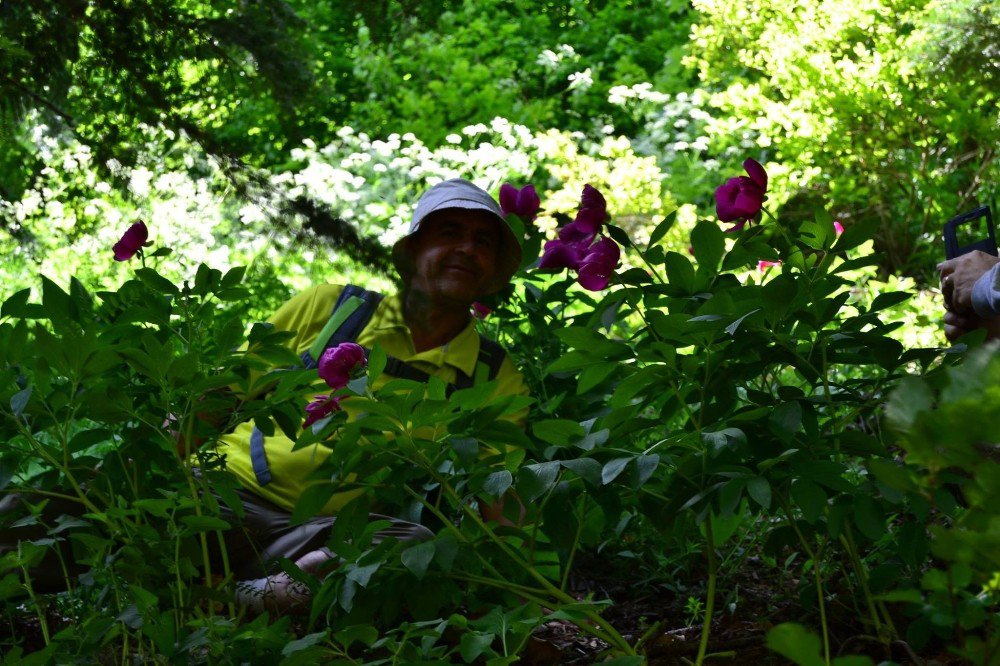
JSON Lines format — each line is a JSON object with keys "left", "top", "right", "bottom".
{"left": 2, "top": 0, "right": 996, "bottom": 288}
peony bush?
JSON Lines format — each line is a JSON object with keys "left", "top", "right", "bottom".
{"left": 0, "top": 160, "right": 991, "bottom": 664}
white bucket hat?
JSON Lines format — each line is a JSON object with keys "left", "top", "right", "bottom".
{"left": 392, "top": 178, "right": 522, "bottom": 294}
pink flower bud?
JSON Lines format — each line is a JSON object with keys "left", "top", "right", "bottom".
{"left": 318, "top": 342, "right": 367, "bottom": 390}
{"left": 113, "top": 221, "right": 149, "bottom": 261}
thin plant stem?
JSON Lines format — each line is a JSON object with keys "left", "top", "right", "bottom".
{"left": 694, "top": 514, "right": 717, "bottom": 666}
{"left": 778, "top": 495, "right": 831, "bottom": 665}
{"left": 18, "top": 555, "right": 50, "bottom": 646}
{"left": 559, "top": 497, "right": 586, "bottom": 592}
{"left": 840, "top": 529, "right": 895, "bottom": 642}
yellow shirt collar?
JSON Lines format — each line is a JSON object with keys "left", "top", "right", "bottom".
{"left": 371, "top": 292, "right": 481, "bottom": 378}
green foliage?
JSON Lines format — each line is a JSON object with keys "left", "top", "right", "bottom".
{"left": 882, "top": 346, "right": 1000, "bottom": 662}
{"left": 347, "top": 0, "right": 694, "bottom": 144}
{"left": 685, "top": 0, "right": 1000, "bottom": 276}
{"left": 1, "top": 1, "right": 997, "bottom": 660}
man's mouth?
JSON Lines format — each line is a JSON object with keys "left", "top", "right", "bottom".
{"left": 444, "top": 263, "right": 476, "bottom": 276}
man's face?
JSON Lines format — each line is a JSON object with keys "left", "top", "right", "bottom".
{"left": 407, "top": 208, "right": 501, "bottom": 306}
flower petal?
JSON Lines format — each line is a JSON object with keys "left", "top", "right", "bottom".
{"left": 318, "top": 342, "right": 367, "bottom": 389}
{"left": 538, "top": 239, "right": 585, "bottom": 270}
{"left": 577, "top": 237, "right": 620, "bottom": 291}
{"left": 499, "top": 183, "right": 519, "bottom": 215}
{"left": 516, "top": 185, "right": 541, "bottom": 219}
{"left": 743, "top": 158, "right": 768, "bottom": 191}
{"left": 303, "top": 394, "right": 342, "bottom": 428}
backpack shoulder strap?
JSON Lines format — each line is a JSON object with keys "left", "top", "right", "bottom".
{"left": 475, "top": 335, "right": 506, "bottom": 383}
{"left": 450, "top": 334, "right": 507, "bottom": 392}
{"left": 253, "top": 284, "right": 383, "bottom": 486}
{"left": 301, "top": 284, "right": 384, "bottom": 369}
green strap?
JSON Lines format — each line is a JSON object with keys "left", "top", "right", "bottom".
{"left": 308, "top": 295, "right": 364, "bottom": 361}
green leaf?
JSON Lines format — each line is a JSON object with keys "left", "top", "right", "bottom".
{"left": 853, "top": 496, "right": 886, "bottom": 541}
{"left": 747, "top": 476, "right": 772, "bottom": 510}
{"left": 41, "top": 276, "right": 71, "bottom": 320}
{"left": 601, "top": 457, "right": 630, "bottom": 485}
{"left": 560, "top": 458, "right": 602, "bottom": 486}
{"left": 888, "top": 380, "right": 932, "bottom": 429}
{"left": 869, "top": 291, "right": 911, "bottom": 312}
{"left": 281, "top": 631, "right": 327, "bottom": 657}
{"left": 517, "top": 461, "right": 561, "bottom": 501}
{"left": 646, "top": 210, "right": 677, "bottom": 249}
{"left": 832, "top": 217, "right": 879, "bottom": 252}
{"left": 765, "top": 622, "right": 824, "bottom": 666}
{"left": 135, "top": 268, "right": 180, "bottom": 295}
{"left": 345, "top": 561, "right": 381, "bottom": 587}
{"left": 9, "top": 386, "right": 30, "bottom": 418}
{"left": 483, "top": 470, "right": 513, "bottom": 499}
{"left": 725, "top": 308, "right": 761, "bottom": 336}
{"left": 791, "top": 479, "right": 826, "bottom": 523}
{"left": 290, "top": 483, "right": 336, "bottom": 525}
{"left": 220, "top": 266, "right": 246, "bottom": 289}
{"left": 604, "top": 223, "right": 631, "bottom": 247}
{"left": 691, "top": 221, "right": 725, "bottom": 272}
{"left": 794, "top": 460, "right": 853, "bottom": 492}
{"left": 460, "top": 632, "right": 495, "bottom": 663}
{"left": 577, "top": 362, "right": 617, "bottom": 394}
{"left": 897, "top": 522, "right": 928, "bottom": 569}
{"left": 867, "top": 459, "right": 917, "bottom": 493}
{"left": 799, "top": 212, "right": 832, "bottom": 250}
{"left": 634, "top": 454, "right": 660, "bottom": 486}
{"left": 702, "top": 428, "right": 747, "bottom": 456}
{"left": 769, "top": 401, "right": 802, "bottom": 443}
{"left": 1, "top": 288, "right": 34, "bottom": 318}
{"left": 434, "top": 535, "right": 459, "bottom": 572}
{"left": 333, "top": 625, "right": 378, "bottom": 650}
{"left": 179, "top": 515, "right": 231, "bottom": 534}
{"left": 367, "top": 342, "right": 386, "bottom": 384}
{"left": 400, "top": 541, "right": 435, "bottom": 580}
{"left": 0, "top": 461, "right": 13, "bottom": 492}
{"left": 533, "top": 419, "right": 585, "bottom": 446}
{"left": 662, "top": 251, "right": 696, "bottom": 293}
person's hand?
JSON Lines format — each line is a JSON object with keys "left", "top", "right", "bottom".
{"left": 944, "top": 309, "right": 1000, "bottom": 342}
{"left": 938, "top": 251, "right": 1000, "bottom": 313}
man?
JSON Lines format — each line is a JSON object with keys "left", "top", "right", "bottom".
{"left": 1, "top": 178, "right": 530, "bottom": 613}
{"left": 217, "top": 178, "right": 529, "bottom": 610}
{"left": 938, "top": 250, "right": 1000, "bottom": 341}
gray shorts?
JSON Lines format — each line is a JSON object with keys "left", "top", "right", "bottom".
{"left": 213, "top": 484, "right": 432, "bottom": 579}
{"left": 0, "top": 484, "right": 432, "bottom": 589}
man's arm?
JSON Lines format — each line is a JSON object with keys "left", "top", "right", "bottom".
{"left": 938, "top": 251, "right": 1000, "bottom": 341}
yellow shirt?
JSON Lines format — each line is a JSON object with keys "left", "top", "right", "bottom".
{"left": 218, "top": 284, "right": 529, "bottom": 514}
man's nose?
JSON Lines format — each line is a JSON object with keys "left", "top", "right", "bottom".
{"left": 453, "top": 233, "right": 476, "bottom": 253}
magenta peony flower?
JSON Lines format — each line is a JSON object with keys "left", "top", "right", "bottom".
{"left": 113, "top": 221, "right": 149, "bottom": 261}
{"left": 574, "top": 184, "right": 608, "bottom": 233}
{"left": 318, "top": 342, "right": 367, "bottom": 390}
{"left": 303, "top": 394, "right": 342, "bottom": 428}
{"left": 757, "top": 260, "right": 781, "bottom": 272}
{"left": 471, "top": 301, "right": 492, "bottom": 319}
{"left": 715, "top": 158, "right": 768, "bottom": 232}
{"left": 577, "top": 237, "right": 621, "bottom": 291}
{"left": 834, "top": 220, "right": 844, "bottom": 236}
{"left": 537, "top": 184, "right": 619, "bottom": 290}
{"left": 499, "top": 183, "right": 541, "bottom": 220}
{"left": 538, "top": 237, "right": 587, "bottom": 270}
